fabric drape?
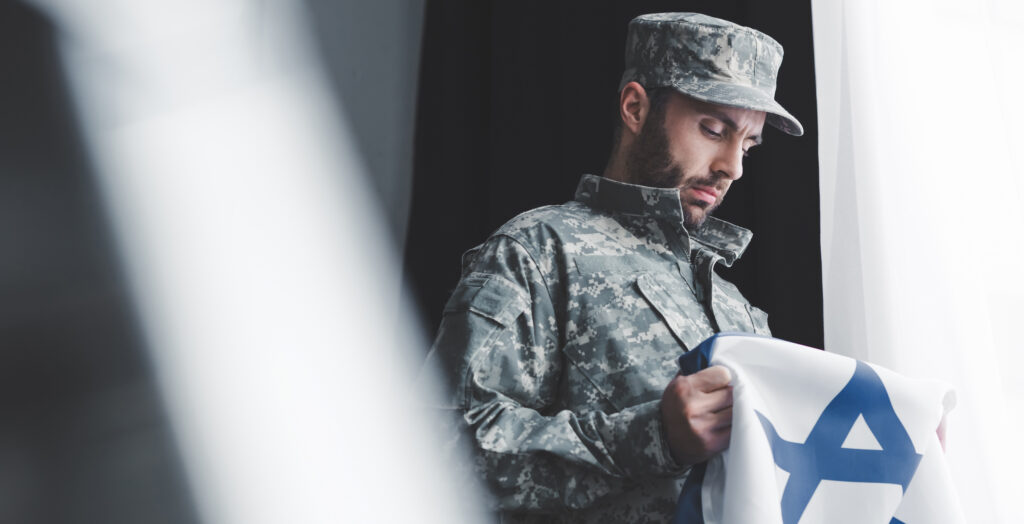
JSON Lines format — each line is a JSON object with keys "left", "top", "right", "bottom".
{"left": 812, "top": 1, "right": 1024, "bottom": 521}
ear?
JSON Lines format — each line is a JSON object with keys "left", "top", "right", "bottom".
{"left": 619, "top": 82, "right": 649, "bottom": 136}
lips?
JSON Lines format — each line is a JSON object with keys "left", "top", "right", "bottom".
{"left": 689, "top": 186, "right": 719, "bottom": 205}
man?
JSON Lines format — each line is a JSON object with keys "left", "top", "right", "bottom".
{"left": 424, "top": 12, "right": 803, "bottom": 522}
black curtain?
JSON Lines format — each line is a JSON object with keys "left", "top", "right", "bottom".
{"left": 405, "top": 0, "right": 823, "bottom": 349}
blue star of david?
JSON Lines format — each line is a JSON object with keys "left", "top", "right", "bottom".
{"left": 756, "top": 361, "right": 922, "bottom": 524}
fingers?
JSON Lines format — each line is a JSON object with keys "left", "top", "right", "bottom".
{"left": 690, "top": 365, "right": 732, "bottom": 392}
{"left": 661, "top": 368, "right": 735, "bottom": 464}
{"left": 707, "top": 390, "right": 733, "bottom": 415}
{"left": 688, "top": 408, "right": 733, "bottom": 456}
{"left": 667, "top": 405, "right": 732, "bottom": 461}
{"left": 689, "top": 405, "right": 732, "bottom": 434}
{"left": 664, "top": 371, "right": 734, "bottom": 413}
{"left": 710, "top": 406, "right": 732, "bottom": 431}
{"left": 687, "top": 384, "right": 732, "bottom": 414}
{"left": 705, "top": 425, "right": 732, "bottom": 455}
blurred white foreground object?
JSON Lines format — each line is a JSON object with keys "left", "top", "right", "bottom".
{"left": 32, "top": 1, "right": 485, "bottom": 523}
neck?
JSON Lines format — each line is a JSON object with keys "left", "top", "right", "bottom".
{"left": 602, "top": 147, "right": 630, "bottom": 183}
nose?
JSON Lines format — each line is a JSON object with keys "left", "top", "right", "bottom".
{"left": 710, "top": 144, "right": 744, "bottom": 181}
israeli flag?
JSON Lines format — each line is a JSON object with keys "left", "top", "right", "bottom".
{"left": 673, "top": 334, "right": 964, "bottom": 524}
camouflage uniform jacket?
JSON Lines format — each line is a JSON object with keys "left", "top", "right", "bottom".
{"left": 426, "top": 174, "right": 772, "bottom": 523}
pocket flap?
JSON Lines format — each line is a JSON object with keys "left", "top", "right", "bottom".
{"left": 573, "top": 254, "right": 653, "bottom": 274}
{"left": 635, "top": 273, "right": 713, "bottom": 351}
{"left": 443, "top": 273, "right": 528, "bottom": 327}
{"left": 745, "top": 304, "right": 772, "bottom": 336}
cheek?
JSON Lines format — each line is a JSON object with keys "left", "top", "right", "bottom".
{"left": 666, "top": 129, "right": 714, "bottom": 166}
{"left": 670, "top": 143, "right": 713, "bottom": 175}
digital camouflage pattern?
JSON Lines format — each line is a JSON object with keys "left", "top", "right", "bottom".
{"left": 425, "top": 175, "right": 771, "bottom": 523}
{"left": 619, "top": 12, "right": 803, "bottom": 136}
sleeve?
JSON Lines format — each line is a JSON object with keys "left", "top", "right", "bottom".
{"left": 423, "top": 234, "right": 688, "bottom": 513}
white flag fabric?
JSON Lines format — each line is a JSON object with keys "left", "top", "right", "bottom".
{"left": 673, "top": 334, "right": 964, "bottom": 524}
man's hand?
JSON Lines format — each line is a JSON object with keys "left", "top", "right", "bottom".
{"left": 660, "top": 365, "right": 733, "bottom": 466}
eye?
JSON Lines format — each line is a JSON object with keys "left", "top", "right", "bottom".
{"left": 700, "top": 124, "right": 723, "bottom": 138}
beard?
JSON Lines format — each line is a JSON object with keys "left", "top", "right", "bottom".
{"left": 624, "top": 112, "right": 726, "bottom": 229}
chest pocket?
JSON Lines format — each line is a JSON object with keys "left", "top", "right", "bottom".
{"left": 560, "top": 257, "right": 714, "bottom": 411}
{"left": 710, "top": 273, "right": 772, "bottom": 336}
{"left": 635, "top": 272, "right": 715, "bottom": 350}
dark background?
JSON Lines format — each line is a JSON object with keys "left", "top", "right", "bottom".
{"left": 404, "top": 0, "right": 824, "bottom": 349}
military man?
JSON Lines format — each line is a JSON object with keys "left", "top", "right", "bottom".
{"left": 424, "top": 13, "right": 804, "bottom": 522}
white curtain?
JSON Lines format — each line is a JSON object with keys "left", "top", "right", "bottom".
{"left": 813, "top": 0, "right": 1024, "bottom": 521}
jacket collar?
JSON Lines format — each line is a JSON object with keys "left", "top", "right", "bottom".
{"left": 573, "top": 174, "right": 752, "bottom": 265}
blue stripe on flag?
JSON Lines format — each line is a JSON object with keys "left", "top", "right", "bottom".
{"left": 672, "top": 462, "right": 706, "bottom": 524}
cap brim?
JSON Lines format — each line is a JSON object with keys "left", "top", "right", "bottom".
{"left": 668, "top": 80, "right": 804, "bottom": 136}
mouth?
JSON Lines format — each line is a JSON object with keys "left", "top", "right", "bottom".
{"left": 688, "top": 186, "right": 720, "bottom": 206}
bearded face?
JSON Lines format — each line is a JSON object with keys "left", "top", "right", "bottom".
{"left": 624, "top": 91, "right": 765, "bottom": 229}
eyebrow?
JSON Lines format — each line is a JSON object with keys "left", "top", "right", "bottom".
{"left": 705, "top": 109, "right": 763, "bottom": 145}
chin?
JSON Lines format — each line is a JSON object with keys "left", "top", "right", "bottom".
{"left": 682, "top": 201, "right": 716, "bottom": 228}
{"left": 682, "top": 209, "right": 708, "bottom": 229}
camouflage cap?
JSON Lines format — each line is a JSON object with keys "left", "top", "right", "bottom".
{"left": 619, "top": 13, "right": 803, "bottom": 136}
